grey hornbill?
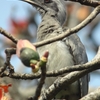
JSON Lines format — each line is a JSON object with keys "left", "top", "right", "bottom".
{"left": 21, "top": 0, "right": 89, "bottom": 99}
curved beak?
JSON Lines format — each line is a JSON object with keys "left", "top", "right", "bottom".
{"left": 20, "top": 0, "right": 47, "bottom": 12}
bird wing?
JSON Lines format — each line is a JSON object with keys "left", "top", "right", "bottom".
{"left": 63, "top": 33, "right": 89, "bottom": 97}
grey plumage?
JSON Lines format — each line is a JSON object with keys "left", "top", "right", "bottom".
{"left": 43, "top": 0, "right": 67, "bottom": 25}
{"left": 23, "top": 0, "right": 89, "bottom": 99}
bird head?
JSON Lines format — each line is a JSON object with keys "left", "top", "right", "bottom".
{"left": 21, "top": 0, "right": 67, "bottom": 26}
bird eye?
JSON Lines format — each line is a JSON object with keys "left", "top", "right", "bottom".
{"left": 44, "top": 0, "right": 51, "bottom": 3}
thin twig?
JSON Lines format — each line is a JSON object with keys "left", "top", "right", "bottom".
{"left": 0, "top": 48, "right": 16, "bottom": 76}
{"left": 38, "top": 47, "right": 100, "bottom": 100}
{"left": 29, "top": 63, "right": 46, "bottom": 100}
{"left": 33, "top": 5, "right": 100, "bottom": 47}
{"left": 0, "top": 6, "right": 100, "bottom": 48}
{"left": 5, "top": 48, "right": 16, "bottom": 54}
{"left": 66, "top": 0, "right": 100, "bottom": 8}
{"left": 1, "top": 46, "right": 100, "bottom": 79}
{"left": 0, "top": 1, "right": 100, "bottom": 81}
{"left": 39, "top": 69, "right": 92, "bottom": 100}
{"left": 80, "top": 88, "right": 100, "bottom": 100}
{"left": 28, "top": 51, "right": 48, "bottom": 100}
{"left": 5, "top": 48, "right": 15, "bottom": 73}
{"left": 0, "top": 63, "right": 7, "bottom": 74}
{"left": 0, "top": 27, "right": 18, "bottom": 44}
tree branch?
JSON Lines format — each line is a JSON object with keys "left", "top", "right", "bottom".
{"left": 0, "top": 27, "right": 18, "bottom": 44}
{"left": 28, "top": 52, "right": 48, "bottom": 100}
{"left": 38, "top": 47, "right": 100, "bottom": 100}
{"left": 0, "top": 6, "right": 100, "bottom": 48}
{"left": 0, "top": 63, "right": 7, "bottom": 74}
{"left": 80, "top": 88, "right": 100, "bottom": 100}
{"left": 39, "top": 69, "right": 92, "bottom": 100}
{"left": 65, "top": 0, "right": 100, "bottom": 8}
{"left": 0, "top": 1, "right": 100, "bottom": 100}
{"left": 1, "top": 46, "right": 100, "bottom": 80}
{"left": 33, "top": 5, "right": 100, "bottom": 47}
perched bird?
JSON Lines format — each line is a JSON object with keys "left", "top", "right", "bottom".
{"left": 22, "top": 0, "right": 89, "bottom": 99}
{"left": 16, "top": 39, "right": 40, "bottom": 72}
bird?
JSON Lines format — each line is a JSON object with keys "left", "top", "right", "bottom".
{"left": 21, "top": 0, "right": 89, "bottom": 99}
